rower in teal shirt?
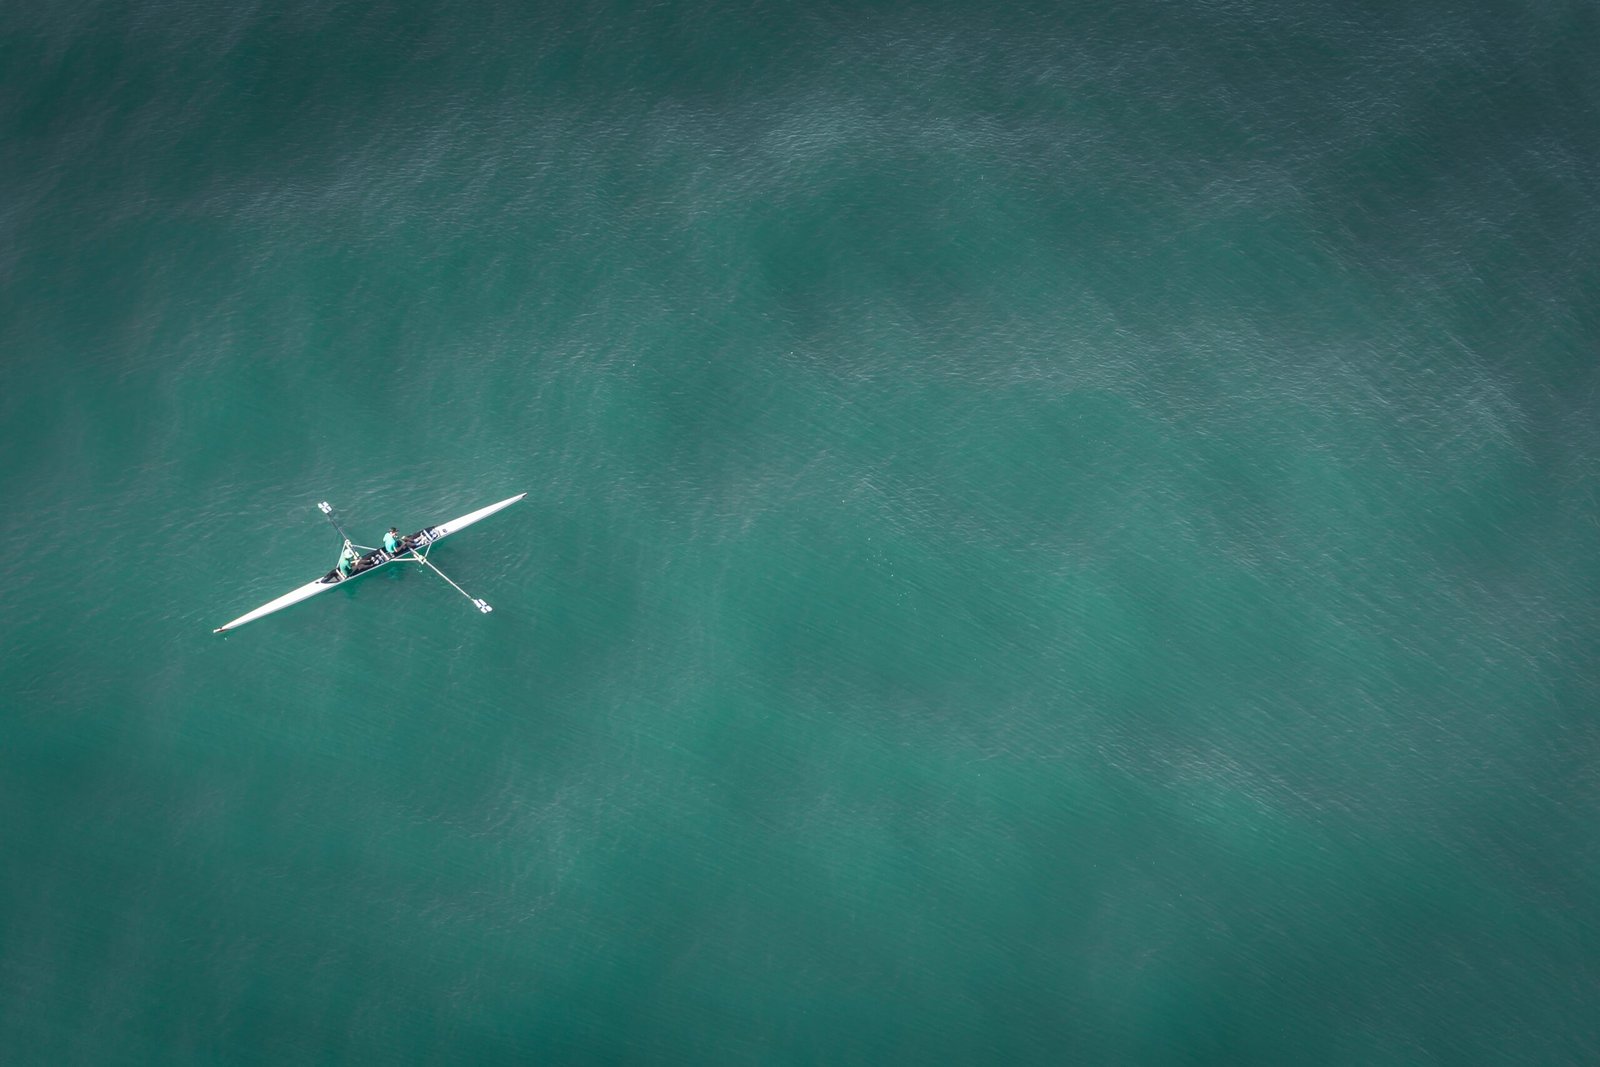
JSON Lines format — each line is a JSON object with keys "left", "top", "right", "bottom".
{"left": 383, "top": 527, "right": 402, "bottom": 554}
{"left": 337, "top": 544, "right": 357, "bottom": 577}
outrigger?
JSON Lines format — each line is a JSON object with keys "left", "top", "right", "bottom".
{"left": 213, "top": 493, "right": 526, "bottom": 633}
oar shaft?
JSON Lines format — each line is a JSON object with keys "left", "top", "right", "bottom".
{"left": 318, "top": 501, "right": 355, "bottom": 548}
{"left": 410, "top": 552, "right": 493, "bottom": 613}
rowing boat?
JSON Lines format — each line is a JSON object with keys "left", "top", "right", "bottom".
{"left": 213, "top": 493, "right": 526, "bottom": 633}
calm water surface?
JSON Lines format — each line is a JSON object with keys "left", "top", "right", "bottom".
{"left": 2, "top": 2, "right": 1598, "bottom": 1063}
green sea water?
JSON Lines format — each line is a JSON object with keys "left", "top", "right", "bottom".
{"left": 3, "top": 2, "right": 1599, "bottom": 1063}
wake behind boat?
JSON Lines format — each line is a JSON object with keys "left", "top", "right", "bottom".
{"left": 213, "top": 493, "right": 526, "bottom": 633}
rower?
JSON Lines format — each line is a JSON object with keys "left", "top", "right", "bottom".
{"left": 337, "top": 544, "right": 357, "bottom": 578}
{"left": 383, "top": 527, "right": 402, "bottom": 555}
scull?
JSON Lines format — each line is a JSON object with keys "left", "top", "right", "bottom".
{"left": 213, "top": 493, "right": 525, "bottom": 633}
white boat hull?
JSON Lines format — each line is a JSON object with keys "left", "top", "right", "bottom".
{"left": 213, "top": 493, "right": 525, "bottom": 633}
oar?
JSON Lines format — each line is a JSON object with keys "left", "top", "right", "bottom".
{"left": 318, "top": 501, "right": 374, "bottom": 552}
{"left": 409, "top": 550, "right": 494, "bottom": 614}
{"left": 318, "top": 501, "right": 354, "bottom": 549}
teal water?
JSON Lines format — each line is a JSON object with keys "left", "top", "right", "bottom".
{"left": 4, "top": 2, "right": 1599, "bottom": 1063}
